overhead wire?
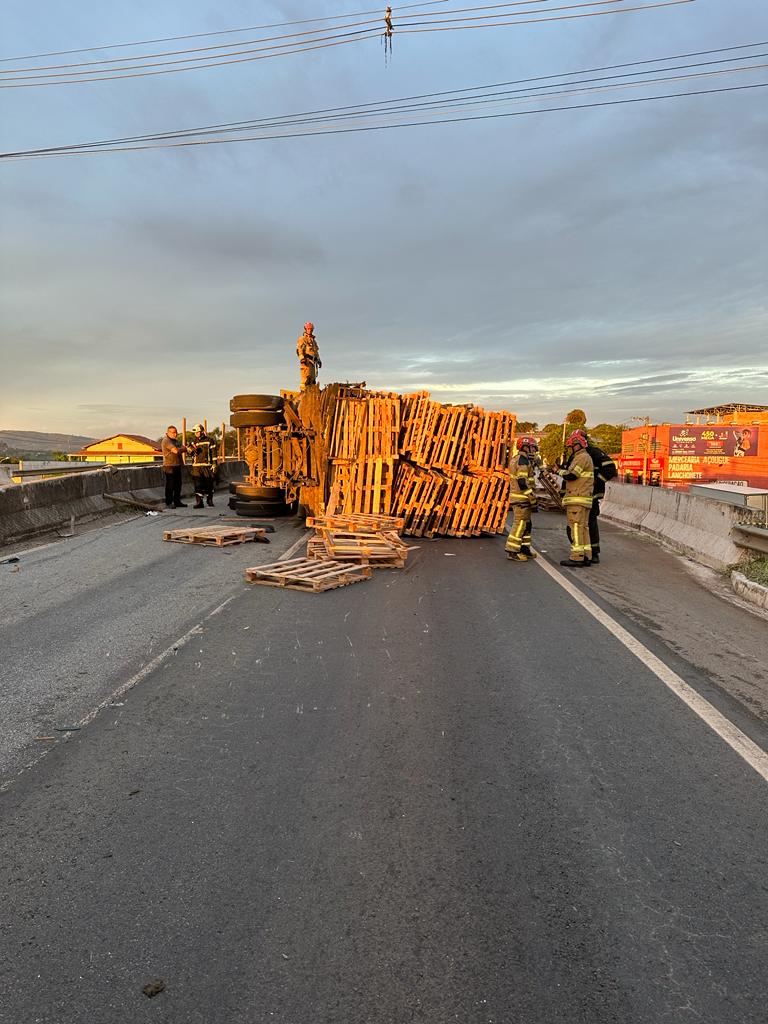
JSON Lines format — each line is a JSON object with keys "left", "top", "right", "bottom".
{"left": 3, "top": 44, "right": 764, "bottom": 160}
{"left": 0, "top": 0, "right": 454, "bottom": 62}
{"left": 1, "top": 1, "right": 566, "bottom": 73}
{"left": 7, "top": 44, "right": 765, "bottom": 156}
{"left": 0, "top": 0, "right": 695, "bottom": 87}
{"left": 4, "top": 83, "right": 764, "bottom": 160}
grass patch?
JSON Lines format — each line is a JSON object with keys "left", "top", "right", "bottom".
{"left": 738, "top": 557, "right": 768, "bottom": 587}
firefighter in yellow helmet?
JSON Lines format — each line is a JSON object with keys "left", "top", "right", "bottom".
{"left": 553, "top": 429, "right": 594, "bottom": 567}
{"left": 505, "top": 435, "right": 539, "bottom": 562}
{"left": 187, "top": 424, "right": 218, "bottom": 509}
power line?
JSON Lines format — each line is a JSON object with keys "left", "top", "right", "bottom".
{"left": 6, "top": 85, "right": 763, "bottom": 160}
{"left": 3, "top": 63, "right": 763, "bottom": 160}
{"left": 0, "top": 0, "right": 453, "bottom": 62}
{"left": 1, "top": 2, "right": 559, "bottom": 72}
{"left": 7, "top": 44, "right": 764, "bottom": 156}
{"left": 0, "top": 0, "right": 694, "bottom": 87}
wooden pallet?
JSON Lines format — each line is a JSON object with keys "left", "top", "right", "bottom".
{"left": 163, "top": 525, "right": 267, "bottom": 546}
{"left": 245, "top": 557, "right": 371, "bottom": 593}
{"left": 314, "top": 529, "right": 409, "bottom": 568}
{"left": 306, "top": 512, "right": 405, "bottom": 533}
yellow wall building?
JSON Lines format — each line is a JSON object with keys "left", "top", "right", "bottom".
{"left": 72, "top": 434, "right": 162, "bottom": 465}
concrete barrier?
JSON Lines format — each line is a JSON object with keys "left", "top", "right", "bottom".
{"left": 0, "top": 461, "right": 247, "bottom": 547}
{"left": 600, "top": 481, "right": 748, "bottom": 570}
{"left": 731, "top": 571, "right": 768, "bottom": 613}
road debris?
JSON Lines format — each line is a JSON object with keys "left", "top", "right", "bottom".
{"left": 245, "top": 557, "right": 371, "bottom": 593}
{"left": 142, "top": 979, "right": 165, "bottom": 998}
{"left": 163, "top": 525, "right": 269, "bottom": 547}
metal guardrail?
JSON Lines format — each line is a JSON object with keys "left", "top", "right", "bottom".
{"left": 736, "top": 494, "right": 768, "bottom": 530}
{"left": 12, "top": 463, "right": 161, "bottom": 479}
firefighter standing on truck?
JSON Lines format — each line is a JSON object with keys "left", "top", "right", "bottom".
{"left": 505, "top": 435, "right": 539, "bottom": 562}
{"left": 187, "top": 424, "right": 218, "bottom": 509}
{"left": 554, "top": 429, "right": 594, "bottom": 567}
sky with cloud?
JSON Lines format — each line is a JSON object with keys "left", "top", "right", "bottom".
{"left": 1, "top": 0, "right": 766, "bottom": 437}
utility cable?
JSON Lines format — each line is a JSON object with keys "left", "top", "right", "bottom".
{"left": 4, "top": 84, "right": 764, "bottom": 160}
{"left": 2, "top": 72, "right": 763, "bottom": 160}
{"left": 0, "top": 1, "right": 559, "bottom": 72}
{"left": 0, "top": 0, "right": 692, "bottom": 87}
{"left": 0, "top": 0, "right": 454, "bottom": 62}
{"left": 7, "top": 45, "right": 764, "bottom": 156}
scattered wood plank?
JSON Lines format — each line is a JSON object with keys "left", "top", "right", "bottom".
{"left": 245, "top": 557, "right": 371, "bottom": 593}
{"left": 103, "top": 493, "right": 165, "bottom": 512}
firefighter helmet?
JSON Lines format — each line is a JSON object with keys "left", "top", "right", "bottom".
{"left": 516, "top": 435, "right": 538, "bottom": 452}
{"left": 193, "top": 423, "right": 204, "bottom": 434}
{"left": 566, "top": 429, "right": 588, "bottom": 450}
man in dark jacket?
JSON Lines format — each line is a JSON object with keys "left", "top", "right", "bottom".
{"left": 584, "top": 438, "right": 617, "bottom": 563}
{"left": 161, "top": 425, "right": 187, "bottom": 508}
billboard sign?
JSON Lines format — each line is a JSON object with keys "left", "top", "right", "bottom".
{"left": 669, "top": 425, "right": 758, "bottom": 459}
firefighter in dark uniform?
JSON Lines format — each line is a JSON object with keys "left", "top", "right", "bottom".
{"left": 187, "top": 424, "right": 218, "bottom": 508}
{"left": 505, "top": 435, "right": 539, "bottom": 562}
{"left": 584, "top": 436, "right": 617, "bottom": 563}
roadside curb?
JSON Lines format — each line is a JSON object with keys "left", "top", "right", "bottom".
{"left": 730, "top": 571, "right": 768, "bottom": 612}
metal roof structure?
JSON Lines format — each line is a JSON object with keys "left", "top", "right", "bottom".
{"left": 685, "top": 403, "right": 768, "bottom": 416}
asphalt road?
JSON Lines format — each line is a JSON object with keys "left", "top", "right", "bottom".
{"left": 1, "top": 513, "right": 767, "bottom": 1023}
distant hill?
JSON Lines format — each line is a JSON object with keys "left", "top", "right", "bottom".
{"left": 0, "top": 430, "right": 97, "bottom": 453}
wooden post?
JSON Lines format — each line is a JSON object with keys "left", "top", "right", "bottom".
{"left": 181, "top": 417, "right": 187, "bottom": 462}
{"left": 204, "top": 418, "right": 208, "bottom": 433}
{"left": 221, "top": 420, "right": 226, "bottom": 460}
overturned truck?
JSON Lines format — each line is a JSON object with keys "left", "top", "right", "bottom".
{"left": 228, "top": 378, "right": 517, "bottom": 538}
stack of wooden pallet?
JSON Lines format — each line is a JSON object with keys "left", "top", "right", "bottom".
{"left": 325, "top": 389, "right": 400, "bottom": 517}
{"left": 306, "top": 512, "right": 410, "bottom": 568}
{"left": 395, "top": 395, "right": 515, "bottom": 537}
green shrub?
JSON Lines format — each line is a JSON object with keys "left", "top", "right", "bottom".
{"left": 739, "top": 557, "right": 768, "bottom": 587}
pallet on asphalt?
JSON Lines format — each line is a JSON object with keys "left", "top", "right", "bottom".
{"left": 306, "top": 512, "right": 405, "bottom": 533}
{"left": 245, "top": 557, "right": 371, "bottom": 593}
{"left": 163, "top": 525, "right": 267, "bottom": 546}
{"left": 314, "top": 529, "right": 409, "bottom": 568}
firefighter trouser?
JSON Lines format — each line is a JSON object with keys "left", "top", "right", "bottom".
{"left": 565, "top": 505, "right": 592, "bottom": 562}
{"left": 191, "top": 468, "right": 215, "bottom": 499}
{"left": 505, "top": 504, "right": 532, "bottom": 554}
{"left": 589, "top": 498, "right": 601, "bottom": 554}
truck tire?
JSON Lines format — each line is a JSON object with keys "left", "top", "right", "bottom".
{"left": 230, "top": 410, "right": 284, "bottom": 428}
{"left": 230, "top": 394, "right": 284, "bottom": 413}
{"left": 233, "top": 500, "right": 293, "bottom": 517}
{"left": 235, "top": 484, "right": 285, "bottom": 501}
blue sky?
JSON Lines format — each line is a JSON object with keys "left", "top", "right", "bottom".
{"left": 1, "top": 0, "right": 766, "bottom": 437}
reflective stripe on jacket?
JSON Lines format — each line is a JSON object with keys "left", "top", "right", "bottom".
{"left": 509, "top": 452, "right": 536, "bottom": 504}
{"left": 562, "top": 447, "right": 594, "bottom": 508}
{"left": 188, "top": 437, "right": 217, "bottom": 470}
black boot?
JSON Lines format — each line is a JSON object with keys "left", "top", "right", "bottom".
{"left": 560, "top": 558, "right": 590, "bottom": 567}
{"left": 193, "top": 496, "right": 204, "bottom": 509}
{"left": 590, "top": 552, "right": 600, "bottom": 564}
{"left": 206, "top": 495, "right": 214, "bottom": 507}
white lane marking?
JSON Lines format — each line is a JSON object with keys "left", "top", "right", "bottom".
{"left": 0, "top": 598, "right": 232, "bottom": 792}
{"left": 534, "top": 554, "right": 768, "bottom": 784}
{"left": 207, "top": 595, "right": 235, "bottom": 617}
{"left": 75, "top": 623, "right": 203, "bottom": 729}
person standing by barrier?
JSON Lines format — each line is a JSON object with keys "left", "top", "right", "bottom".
{"left": 554, "top": 429, "right": 594, "bottom": 567}
{"left": 187, "top": 423, "right": 218, "bottom": 508}
{"left": 505, "top": 435, "right": 539, "bottom": 561}
{"left": 584, "top": 436, "right": 617, "bottom": 563}
{"left": 162, "top": 425, "right": 187, "bottom": 508}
